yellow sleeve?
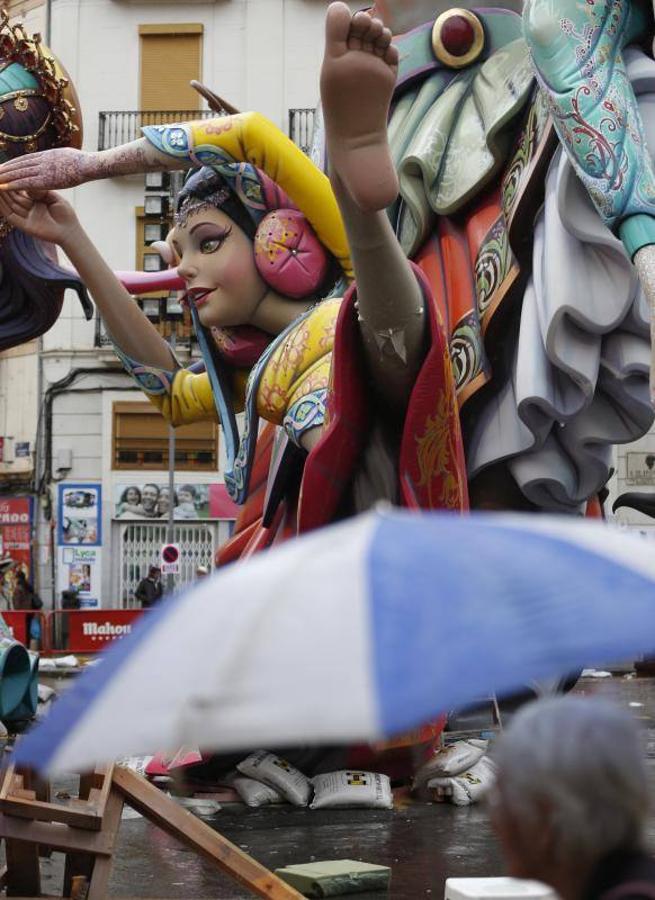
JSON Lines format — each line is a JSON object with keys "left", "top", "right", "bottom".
{"left": 142, "top": 112, "right": 353, "bottom": 281}
{"left": 112, "top": 344, "right": 248, "bottom": 427}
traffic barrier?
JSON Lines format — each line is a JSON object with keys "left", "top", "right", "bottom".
{"left": 3, "top": 611, "right": 45, "bottom": 648}
{"left": 46, "top": 609, "right": 145, "bottom": 655}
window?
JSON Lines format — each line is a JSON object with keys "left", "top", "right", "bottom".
{"left": 139, "top": 24, "right": 203, "bottom": 113}
{"left": 112, "top": 402, "right": 218, "bottom": 471}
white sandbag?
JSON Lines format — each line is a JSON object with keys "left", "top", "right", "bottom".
{"left": 232, "top": 776, "right": 285, "bottom": 808}
{"left": 237, "top": 751, "right": 312, "bottom": 807}
{"left": 310, "top": 771, "right": 393, "bottom": 810}
{"left": 413, "top": 740, "right": 487, "bottom": 789}
{"left": 428, "top": 756, "right": 496, "bottom": 807}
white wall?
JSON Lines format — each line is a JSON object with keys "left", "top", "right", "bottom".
{"left": 0, "top": 341, "right": 39, "bottom": 478}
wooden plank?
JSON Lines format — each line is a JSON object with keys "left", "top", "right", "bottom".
{"left": 92, "top": 764, "right": 114, "bottom": 822}
{"left": 5, "top": 836, "right": 41, "bottom": 897}
{"left": 0, "top": 813, "right": 115, "bottom": 856}
{"left": 113, "top": 768, "right": 304, "bottom": 900}
{"left": 86, "top": 789, "right": 124, "bottom": 900}
{"left": 0, "top": 793, "right": 102, "bottom": 830}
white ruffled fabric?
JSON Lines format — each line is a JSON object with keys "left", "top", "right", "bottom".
{"left": 466, "top": 48, "right": 655, "bottom": 512}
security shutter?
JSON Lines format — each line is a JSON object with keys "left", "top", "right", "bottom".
{"left": 139, "top": 25, "right": 203, "bottom": 112}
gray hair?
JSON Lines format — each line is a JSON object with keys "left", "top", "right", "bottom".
{"left": 493, "top": 696, "right": 649, "bottom": 865}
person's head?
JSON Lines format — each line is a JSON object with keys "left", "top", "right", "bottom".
{"left": 157, "top": 487, "right": 177, "bottom": 516}
{"left": 147, "top": 565, "right": 161, "bottom": 581}
{"left": 15, "top": 570, "right": 27, "bottom": 586}
{"left": 141, "top": 483, "right": 160, "bottom": 513}
{"left": 177, "top": 484, "right": 197, "bottom": 506}
{"left": 490, "top": 696, "right": 649, "bottom": 889}
{"left": 120, "top": 486, "right": 142, "bottom": 506}
{"left": 169, "top": 164, "right": 337, "bottom": 330}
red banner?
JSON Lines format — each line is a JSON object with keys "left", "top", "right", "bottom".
{"left": 0, "top": 497, "right": 33, "bottom": 606}
{"left": 49, "top": 609, "right": 145, "bottom": 654}
{"left": 3, "top": 610, "right": 37, "bottom": 645}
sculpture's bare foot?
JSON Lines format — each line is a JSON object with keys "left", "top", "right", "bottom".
{"left": 320, "top": 2, "right": 399, "bottom": 212}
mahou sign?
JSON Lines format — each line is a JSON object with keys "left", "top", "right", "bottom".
{"left": 55, "top": 610, "right": 144, "bottom": 653}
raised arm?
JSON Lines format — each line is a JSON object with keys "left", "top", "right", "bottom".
{"left": 0, "top": 190, "right": 173, "bottom": 369}
{"left": 320, "top": 3, "right": 426, "bottom": 407}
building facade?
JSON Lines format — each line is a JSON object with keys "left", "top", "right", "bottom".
{"left": 0, "top": 0, "right": 352, "bottom": 608}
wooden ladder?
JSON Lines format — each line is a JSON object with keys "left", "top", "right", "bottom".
{"left": 0, "top": 764, "right": 302, "bottom": 899}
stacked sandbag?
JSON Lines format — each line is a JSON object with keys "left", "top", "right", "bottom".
{"left": 412, "top": 739, "right": 496, "bottom": 807}
{"left": 235, "top": 751, "right": 395, "bottom": 811}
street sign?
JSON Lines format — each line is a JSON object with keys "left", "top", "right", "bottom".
{"left": 160, "top": 543, "right": 180, "bottom": 575}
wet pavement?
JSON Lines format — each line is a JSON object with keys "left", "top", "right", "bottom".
{"left": 24, "top": 675, "right": 655, "bottom": 897}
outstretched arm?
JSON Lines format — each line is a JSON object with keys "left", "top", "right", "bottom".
{"left": 0, "top": 138, "right": 180, "bottom": 192}
{"left": 0, "top": 190, "right": 173, "bottom": 369}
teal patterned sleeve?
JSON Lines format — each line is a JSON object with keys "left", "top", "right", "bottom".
{"left": 142, "top": 123, "right": 195, "bottom": 163}
{"left": 112, "top": 341, "right": 178, "bottom": 397}
{"left": 524, "top": 0, "right": 655, "bottom": 257}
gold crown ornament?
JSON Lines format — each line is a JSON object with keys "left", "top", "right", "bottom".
{"left": 0, "top": 7, "right": 82, "bottom": 153}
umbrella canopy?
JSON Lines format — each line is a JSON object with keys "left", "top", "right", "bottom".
{"left": 14, "top": 508, "right": 655, "bottom": 775}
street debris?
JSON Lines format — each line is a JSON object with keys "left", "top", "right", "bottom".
{"left": 275, "top": 859, "right": 391, "bottom": 897}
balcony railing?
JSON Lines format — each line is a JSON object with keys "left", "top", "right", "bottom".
{"left": 99, "top": 108, "right": 317, "bottom": 155}
{"left": 98, "top": 109, "right": 216, "bottom": 151}
{"left": 289, "top": 108, "right": 315, "bottom": 156}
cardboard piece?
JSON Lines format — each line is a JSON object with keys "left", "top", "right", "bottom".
{"left": 275, "top": 860, "right": 391, "bottom": 897}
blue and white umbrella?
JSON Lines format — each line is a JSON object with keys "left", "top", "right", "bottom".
{"left": 14, "top": 508, "right": 655, "bottom": 774}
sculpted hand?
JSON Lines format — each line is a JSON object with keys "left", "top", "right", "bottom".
{"left": 0, "top": 189, "right": 80, "bottom": 247}
{"left": 0, "top": 147, "right": 91, "bottom": 191}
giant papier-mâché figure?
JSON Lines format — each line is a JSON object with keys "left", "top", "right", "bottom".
{"left": 0, "top": 9, "right": 88, "bottom": 355}
{"left": 0, "top": 0, "right": 651, "bottom": 766}
{"left": 1, "top": 0, "right": 652, "bottom": 535}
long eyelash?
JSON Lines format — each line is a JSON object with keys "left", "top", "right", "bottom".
{"left": 202, "top": 226, "right": 232, "bottom": 250}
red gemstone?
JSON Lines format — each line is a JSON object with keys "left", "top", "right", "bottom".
{"left": 440, "top": 15, "right": 475, "bottom": 57}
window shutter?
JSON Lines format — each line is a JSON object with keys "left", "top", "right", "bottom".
{"left": 139, "top": 27, "right": 202, "bottom": 112}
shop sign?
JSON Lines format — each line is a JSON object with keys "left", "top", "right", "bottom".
{"left": 626, "top": 452, "right": 655, "bottom": 486}
{"left": 61, "top": 609, "right": 143, "bottom": 653}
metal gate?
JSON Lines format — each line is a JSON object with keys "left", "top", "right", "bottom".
{"left": 117, "top": 521, "right": 218, "bottom": 607}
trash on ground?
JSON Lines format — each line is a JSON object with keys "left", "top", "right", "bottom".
{"left": 116, "top": 756, "right": 153, "bottom": 777}
{"left": 310, "top": 771, "right": 393, "bottom": 810}
{"left": 172, "top": 796, "right": 221, "bottom": 817}
{"left": 54, "top": 655, "right": 80, "bottom": 668}
{"left": 275, "top": 859, "right": 391, "bottom": 897}
{"left": 237, "top": 751, "right": 312, "bottom": 806}
{"left": 581, "top": 669, "right": 612, "bottom": 678}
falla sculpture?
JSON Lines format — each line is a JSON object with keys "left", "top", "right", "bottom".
{"left": 0, "top": 0, "right": 653, "bottom": 771}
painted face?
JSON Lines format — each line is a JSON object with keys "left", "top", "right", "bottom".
{"left": 172, "top": 206, "right": 267, "bottom": 329}
{"left": 178, "top": 488, "right": 194, "bottom": 506}
{"left": 158, "top": 489, "right": 170, "bottom": 515}
{"left": 125, "top": 487, "right": 140, "bottom": 505}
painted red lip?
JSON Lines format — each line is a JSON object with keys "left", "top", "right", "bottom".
{"left": 181, "top": 287, "right": 213, "bottom": 308}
